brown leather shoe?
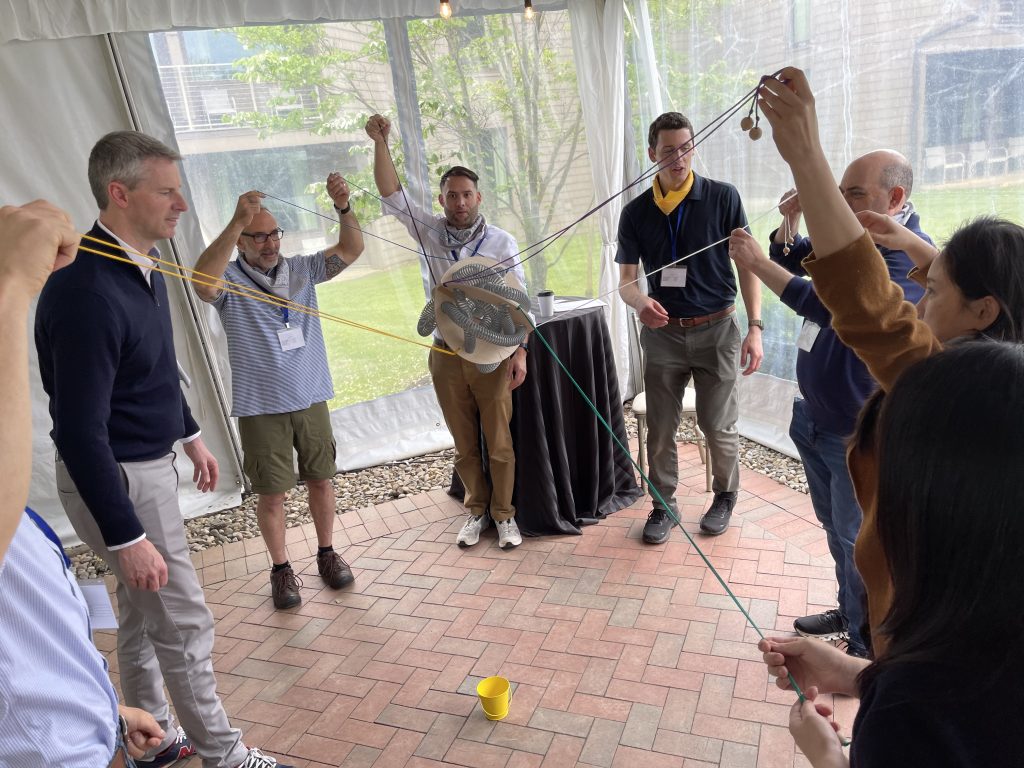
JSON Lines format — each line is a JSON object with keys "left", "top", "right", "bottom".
{"left": 270, "top": 565, "right": 302, "bottom": 609}
{"left": 317, "top": 550, "right": 355, "bottom": 589}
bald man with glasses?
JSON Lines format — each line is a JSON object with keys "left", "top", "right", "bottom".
{"left": 193, "top": 176, "right": 363, "bottom": 610}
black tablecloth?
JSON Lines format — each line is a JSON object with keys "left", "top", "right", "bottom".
{"left": 451, "top": 302, "right": 642, "bottom": 536}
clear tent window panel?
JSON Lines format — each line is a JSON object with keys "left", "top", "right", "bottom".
{"left": 152, "top": 24, "right": 434, "bottom": 411}
{"left": 404, "top": 10, "right": 601, "bottom": 299}
{"left": 625, "top": 0, "right": 1024, "bottom": 383}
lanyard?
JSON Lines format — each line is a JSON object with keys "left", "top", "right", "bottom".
{"left": 26, "top": 508, "right": 71, "bottom": 568}
{"left": 239, "top": 268, "right": 290, "bottom": 326}
{"left": 666, "top": 204, "right": 685, "bottom": 266}
{"left": 450, "top": 232, "right": 488, "bottom": 262}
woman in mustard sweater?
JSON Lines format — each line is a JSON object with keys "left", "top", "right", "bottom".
{"left": 745, "top": 67, "right": 1024, "bottom": 767}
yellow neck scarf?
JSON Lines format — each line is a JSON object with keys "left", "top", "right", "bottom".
{"left": 653, "top": 171, "right": 694, "bottom": 215}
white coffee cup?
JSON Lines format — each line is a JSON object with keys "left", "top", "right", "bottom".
{"left": 537, "top": 289, "right": 554, "bottom": 317}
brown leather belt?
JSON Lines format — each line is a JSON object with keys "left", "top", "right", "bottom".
{"left": 107, "top": 748, "right": 128, "bottom": 768}
{"left": 666, "top": 305, "right": 735, "bottom": 327}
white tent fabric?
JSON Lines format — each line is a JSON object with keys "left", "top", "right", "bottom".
{"left": 0, "top": 0, "right": 567, "bottom": 43}
{"left": 1, "top": 0, "right": 809, "bottom": 545}
{"left": 569, "top": 0, "right": 629, "bottom": 389}
{"left": 0, "top": 34, "right": 244, "bottom": 542}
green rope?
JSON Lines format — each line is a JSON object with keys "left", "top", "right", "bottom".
{"left": 525, "top": 313, "right": 807, "bottom": 703}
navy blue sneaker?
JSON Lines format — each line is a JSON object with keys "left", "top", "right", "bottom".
{"left": 139, "top": 727, "right": 196, "bottom": 767}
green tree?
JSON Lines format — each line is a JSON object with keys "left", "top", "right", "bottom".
{"left": 227, "top": 15, "right": 591, "bottom": 290}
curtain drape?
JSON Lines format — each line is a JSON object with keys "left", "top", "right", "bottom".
{"left": 568, "top": 0, "right": 629, "bottom": 390}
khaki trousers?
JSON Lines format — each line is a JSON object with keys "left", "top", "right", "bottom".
{"left": 429, "top": 349, "right": 516, "bottom": 522}
{"left": 641, "top": 315, "right": 741, "bottom": 511}
{"left": 57, "top": 454, "right": 248, "bottom": 768}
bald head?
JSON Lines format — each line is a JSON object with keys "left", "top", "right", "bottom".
{"left": 840, "top": 150, "right": 913, "bottom": 216}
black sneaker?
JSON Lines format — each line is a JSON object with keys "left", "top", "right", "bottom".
{"left": 794, "top": 609, "right": 849, "bottom": 641}
{"left": 699, "top": 491, "right": 736, "bottom": 535}
{"left": 642, "top": 508, "right": 672, "bottom": 544}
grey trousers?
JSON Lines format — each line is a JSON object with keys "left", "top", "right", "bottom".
{"left": 57, "top": 453, "right": 247, "bottom": 768}
{"left": 641, "top": 315, "right": 741, "bottom": 511}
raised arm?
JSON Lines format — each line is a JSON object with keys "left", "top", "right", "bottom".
{"left": 365, "top": 114, "right": 400, "bottom": 197}
{"left": 324, "top": 172, "right": 363, "bottom": 274}
{"left": 192, "top": 191, "right": 263, "bottom": 302}
{"left": 757, "top": 71, "right": 863, "bottom": 257}
{"left": 0, "top": 201, "right": 78, "bottom": 563}
{"left": 759, "top": 67, "right": 940, "bottom": 391}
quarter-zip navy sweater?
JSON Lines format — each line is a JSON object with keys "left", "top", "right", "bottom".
{"left": 35, "top": 223, "right": 199, "bottom": 548}
{"left": 769, "top": 211, "right": 931, "bottom": 436}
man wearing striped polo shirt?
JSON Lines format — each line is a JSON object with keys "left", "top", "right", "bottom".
{"left": 193, "top": 175, "right": 363, "bottom": 610}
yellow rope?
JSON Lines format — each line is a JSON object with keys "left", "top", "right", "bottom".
{"left": 77, "top": 235, "right": 455, "bottom": 355}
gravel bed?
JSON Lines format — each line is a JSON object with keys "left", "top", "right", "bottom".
{"left": 69, "top": 405, "right": 807, "bottom": 580}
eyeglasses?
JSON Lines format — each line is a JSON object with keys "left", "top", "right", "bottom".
{"left": 241, "top": 228, "right": 284, "bottom": 244}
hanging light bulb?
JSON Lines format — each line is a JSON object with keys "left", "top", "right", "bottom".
{"left": 524, "top": 0, "right": 535, "bottom": 20}
{"left": 440, "top": 0, "right": 452, "bottom": 19}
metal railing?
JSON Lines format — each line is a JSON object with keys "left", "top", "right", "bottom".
{"left": 157, "top": 63, "right": 321, "bottom": 133}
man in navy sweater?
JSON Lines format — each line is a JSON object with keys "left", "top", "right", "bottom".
{"left": 728, "top": 149, "right": 930, "bottom": 658}
{"left": 35, "top": 132, "right": 292, "bottom": 768}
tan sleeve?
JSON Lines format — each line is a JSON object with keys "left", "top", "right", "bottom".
{"left": 804, "top": 231, "right": 942, "bottom": 392}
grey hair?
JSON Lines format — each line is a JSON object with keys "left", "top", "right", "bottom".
{"left": 880, "top": 158, "right": 914, "bottom": 198}
{"left": 88, "top": 131, "right": 181, "bottom": 209}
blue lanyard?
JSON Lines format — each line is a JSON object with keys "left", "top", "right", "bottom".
{"left": 451, "top": 232, "right": 488, "bottom": 262}
{"left": 666, "top": 204, "right": 685, "bottom": 265}
{"left": 26, "top": 508, "right": 71, "bottom": 568}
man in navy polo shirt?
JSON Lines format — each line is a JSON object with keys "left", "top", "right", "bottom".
{"left": 618, "top": 112, "right": 763, "bottom": 544}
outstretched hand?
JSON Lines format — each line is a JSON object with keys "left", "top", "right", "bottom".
{"left": 231, "top": 191, "right": 264, "bottom": 230}
{"left": 789, "top": 687, "right": 849, "bottom": 768}
{"left": 756, "top": 68, "right": 821, "bottom": 167}
{"left": 365, "top": 114, "right": 391, "bottom": 144}
{"left": 326, "top": 173, "right": 351, "bottom": 210}
{"left": 758, "top": 636, "right": 864, "bottom": 697}
{"left": 728, "top": 228, "right": 767, "bottom": 271}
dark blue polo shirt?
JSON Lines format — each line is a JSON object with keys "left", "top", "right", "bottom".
{"left": 616, "top": 173, "right": 747, "bottom": 318}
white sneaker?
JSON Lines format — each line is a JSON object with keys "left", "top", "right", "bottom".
{"left": 496, "top": 518, "right": 522, "bottom": 549}
{"left": 457, "top": 513, "right": 489, "bottom": 547}
{"left": 234, "top": 747, "right": 293, "bottom": 767}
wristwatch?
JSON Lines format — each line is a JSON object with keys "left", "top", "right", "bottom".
{"left": 748, "top": 319, "right": 764, "bottom": 330}
{"left": 334, "top": 203, "right": 351, "bottom": 215}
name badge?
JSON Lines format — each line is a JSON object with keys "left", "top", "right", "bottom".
{"left": 797, "top": 319, "right": 821, "bottom": 352}
{"left": 662, "top": 266, "right": 688, "bottom": 287}
{"left": 278, "top": 325, "right": 305, "bottom": 351}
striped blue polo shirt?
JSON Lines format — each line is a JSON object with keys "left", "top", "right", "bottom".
{"left": 212, "top": 253, "right": 335, "bottom": 417}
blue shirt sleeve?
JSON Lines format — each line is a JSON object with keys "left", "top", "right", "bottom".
{"left": 769, "top": 232, "right": 813, "bottom": 277}
{"left": 779, "top": 275, "right": 834, "bottom": 327}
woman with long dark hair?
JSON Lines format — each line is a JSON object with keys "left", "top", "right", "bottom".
{"left": 761, "top": 343, "right": 1024, "bottom": 765}
{"left": 746, "top": 67, "right": 1024, "bottom": 765}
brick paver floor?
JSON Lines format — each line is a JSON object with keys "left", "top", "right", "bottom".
{"left": 98, "top": 443, "right": 857, "bottom": 767}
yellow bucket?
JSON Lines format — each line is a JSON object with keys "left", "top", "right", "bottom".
{"left": 476, "top": 676, "right": 511, "bottom": 720}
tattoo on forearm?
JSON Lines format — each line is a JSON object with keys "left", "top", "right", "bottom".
{"left": 325, "top": 254, "right": 348, "bottom": 279}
